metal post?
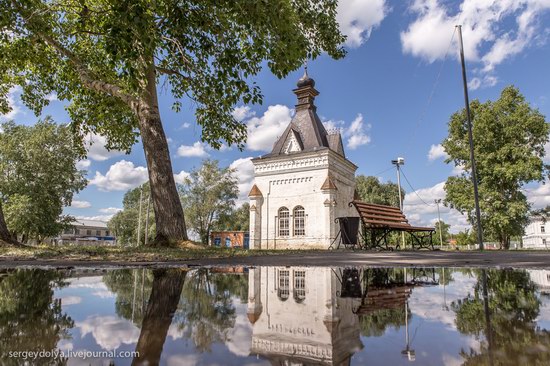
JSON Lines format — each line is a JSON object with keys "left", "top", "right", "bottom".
{"left": 435, "top": 199, "right": 444, "bottom": 249}
{"left": 136, "top": 186, "right": 143, "bottom": 247}
{"left": 456, "top": 25, "right": 484, "bottom": 251}
{"left": 392, "top": 158, "right": 406, "bottom": 249}
{"left": 144, "top": 193, "right": 151, "bottom": 246}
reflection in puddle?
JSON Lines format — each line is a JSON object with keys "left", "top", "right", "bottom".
{"left": 1, "top": 267, "right": 550, "bottom": 365}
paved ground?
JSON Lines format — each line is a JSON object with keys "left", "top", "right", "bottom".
{"left": 3, "top": 250, "right": 550, "bottom": 269}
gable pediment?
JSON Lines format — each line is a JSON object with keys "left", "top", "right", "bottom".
{"left": 282, "top": 129, "right": 303, "bottom": 154}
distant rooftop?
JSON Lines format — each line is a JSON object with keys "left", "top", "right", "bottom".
{"left": 72, "top": 219, "right": 108, "bottom": 229}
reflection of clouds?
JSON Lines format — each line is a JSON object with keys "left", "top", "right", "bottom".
{"left": 409, "top": 272, "right": 477, "bottom": 331}
{"left": 442, "top": 353, "right": 464, "bottom": 366}
{"left": 59, "top": 296, "right": 82, "bottom": 306}
{"left": 91, "top": 290, "right": 115, "bottom": 299}
{"left": 57, "top": 339, "right": 73, "bottom": 352}
{"left": 225, "top": 301, "right": 252, "bottom": 357}
{"left": 167, "top": 323, "right": 184, "bottom": 340}
{"left": 76, "top": 315, "right": 139, "bottom": 351}
{"left": 166, "top": 354, "right": 199, "bottom": 366}
{"left": 67, "top": 276, "right": 110, "bottom": 291}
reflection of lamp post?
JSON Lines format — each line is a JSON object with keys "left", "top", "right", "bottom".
{"left": 401, "top": 300, "right": 415, "bottom": 361}
{"left": 442, "top": 269, "right": 449, "bottom": 311}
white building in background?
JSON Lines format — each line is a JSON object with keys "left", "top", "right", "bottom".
{"left": 56, "top": 219, "right": 115, "bottom": 245}
{"left": 522, "top": 216, "right": 550, "bottom": 249}
{"left": 247, "top": 267, "right": 363, "bottom": 364}
{"left": 248, "top": 70, "right": 358, "bottom": 250}
{"left": 528, "top": 270, "right": 550, "bottom": 294}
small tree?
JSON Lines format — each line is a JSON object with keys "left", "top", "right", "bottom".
{"left": 216, "top": 203, "right": 250, "bottom": 232}
{"left": 0, "top": 119, "right": 87, "bottom": 243}
{"left": 443, "top": 86, "right": 550, "bottom": 249}
{"left": 355, "top": 175, "right": 405, "bottom": 208}
{"left": 434, "top": 220, "right": 451, "bottom": 246}
{"left": 180, "top": 160, "right": 238, "bottom": 245}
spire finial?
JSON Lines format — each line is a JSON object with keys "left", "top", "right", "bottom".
{"left": 297, "top": 63, "right": 315, "bottom": 88}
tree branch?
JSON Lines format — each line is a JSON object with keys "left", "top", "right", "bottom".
{"left": 155, "top": 66, "right": 191, "bottom": 81}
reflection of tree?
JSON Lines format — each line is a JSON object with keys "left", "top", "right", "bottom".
{"left": 132, "top": 269, "right": 186, "bottom": 366}
{"left": 360, "top": 307, "right": 409, "bottom": 337}
{"left": 452, "top": 269, "right": 550, "bottom": 365}
{"left": 103, "top": 269, "right": 154, "bottom": 325}
{"left": 0, "top": 269, "right": 73, "bottom": 365}
{"left": 173, "top": 269, "right": 239, "bottom": 352}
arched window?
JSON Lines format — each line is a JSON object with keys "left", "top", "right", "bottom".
{"left": 278, "top": 269, "right": 290, "bottom": 301}
{"left": 293, "top": 270, "right": 306, "bottom": 303}
{"left": 278, "top": 207, "right": 289, "bottom": 236}
{"left": 293, "top": 206, "right": 305, "bottom": 236}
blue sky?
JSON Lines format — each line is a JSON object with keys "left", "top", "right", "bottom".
{"left": 2, "top": 0, "right": 550, "bottom": 232}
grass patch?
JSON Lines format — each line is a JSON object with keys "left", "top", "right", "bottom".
{"left": 0, "top": 242, "right": 320, "bottom": 263}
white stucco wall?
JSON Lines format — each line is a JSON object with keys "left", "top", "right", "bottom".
{"left": 522, "top": 218, "right": 550, "bottom": 249}
{"left": 249, "top": 149, "right": 358, "bottom": 250}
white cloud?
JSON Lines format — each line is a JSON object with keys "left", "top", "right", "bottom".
{"left": 76, "top": 214, "right": 114, "bottom": 222}
{"left": 225, "top": 302, "right": 253, "bottom": 357}
{"left": 58, "top": 295, "right": 82, "bottom": 306}
{"left": 428, "top": 144, "right": 449, "bottom": 161}
{"left": 89, "top": 160, "right": 148, "bottom": 191}
{"left": 76, "top": 159, "right": 91, "bottom": 170}
{"left": 174, "top": 170, "right": 190, "bottom": 184}
{"left": 337, "top": 0, "right": 388, "bottom": 47}
{"left": 345, "top": 113, "right": 371, "bottom": 150}
{"left": 232, "top": 105, "right": 256, "bottom": 121}
{"left": 401, "top": 0, "right": 550, "bottom": 83}
{"left": 246, "top": 105, "right": 293, "bottom": 151}
{"left": 323, "top": 119, "right": 345, "bottom": 132}
{"left": 544, "top": 141, "right": 550, "bottom": 164}
{"left": 0, "top": 86, "right": 23, "bottom": 121}
{"left": 84, "top": 133, "right": 124, "bottom": 161}
{"left": 403, "top": 181, "right": 470, "bottom": 232}
{"left": 230, "top": 157, "right": 255, "bottom": 205}
{"left": 177, "top": 141, "right": 209, "bottom": 158}
{"left": 99, "top": 207, "right": 122, "bottom": 214}
{"left": 525, "top": 179, "right": 550, "bottom": 209}
{"left": 71, "top": 200, "right": 91, "bottom": 209}
{"left": 181, "top": 122, "right": 191, "bottom": 129}
{"left": 45, "top": 92, "right": 58, "bottom": 102}
{"left": 76, "top": 315, "right": 140, "bottom": 351}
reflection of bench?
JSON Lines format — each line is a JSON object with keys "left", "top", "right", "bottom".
{"left": 350, "top": 201, "right": 435, "bottom": 250}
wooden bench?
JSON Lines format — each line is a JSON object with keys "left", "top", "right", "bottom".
{"left": 350, "top": 201, "right": 435, "bottom": 250}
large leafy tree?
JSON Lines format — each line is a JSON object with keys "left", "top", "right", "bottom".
{"left": 355, "top": 175, "right": 405, "bottom": 208}
{"left": 443, "top": 86, "right": 550, "bottom": 249}
{"left": 180, "top": 160, "right": 238, "bottom": 245}
{"left": 1, "top": 0, "right": 345, "bottom": 245}
{"left": 0, "top": 119, "right": 87, "bottom": 243}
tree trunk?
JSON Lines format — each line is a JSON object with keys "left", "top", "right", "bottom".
{"left": 132, "top": 269, "right": 186, "bottom": 366}
{"left": 138, "top": 65, "right": 188, "bottom": 245}
{"left": 0, "top": 201, "right": 14, "bottom": 244}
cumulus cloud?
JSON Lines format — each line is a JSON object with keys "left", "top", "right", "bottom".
{"left": 401, "top": 0, "right": 550, "bottom": 87}
{"left": 59, "top": 296, "right": 82, "bottom": 306}
{"left": 71, "top": 200, "right": 91, "bottom": 209}
{"left": 428, "top": 144, "right": 449, "bottom": 161}
{"left": 76, "top": 215, "right": 114, "bottom": 222}
{"left": 99, "top": 207, "right": 122, "bottom": 214}
{"left": 174, "top": 170, "right": 190, "bottom": 184}
{"left": 246, "top": 104, "right": 293, "bottom": 151}
{"left": 84, "top": 133, "right": 124, "bottom": 161}
{"left": 177, "top": 141, "right": 209, "bottom": 158}
{"left": 232, "top": 105, "right": 256, "bottom": 122}
{"left": 525, "top": 179, "right": 550, "bottom": 209}
{"left": 76, "top": 315, "right": 140, "bottom": 351}
{"left": 230, "top": 157, "right": 255, "bottom": 205}
{"left": 76, "top": 159, "right": 91, "bottom": 170}
{"left": 337, "top": 0, "right": 388, "bottom": 47}
{"left": 345, "top": 113, "right": 371, "bottom": 150}
{"left": 403, "top": 181, "right": 470, "bottom": 232}
{"left": 89, "top": 160, "right": 148, "bottom": 191}
{"left": 0, "top": 86, "right": 23, "bottom": 121}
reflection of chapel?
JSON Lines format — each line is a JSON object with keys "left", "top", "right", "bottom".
{"left": 247, "top": 267, "right": 363, "bottom": 365}
{"left": 249, "top": 70, "right": 358, "bottom": 249}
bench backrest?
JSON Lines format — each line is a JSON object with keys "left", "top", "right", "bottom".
{"left": 351, "top": 201, "right": 411, "bottom": 228}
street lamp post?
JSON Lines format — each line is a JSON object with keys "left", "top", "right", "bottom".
{"left": 435, "top": 199, "right": 444, "bottom": 249}
{"left": 392, "top": 157, "right": 406, "bottom": 248}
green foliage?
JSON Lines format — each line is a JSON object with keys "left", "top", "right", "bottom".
{"left": 452, "top": 269, "right": 550, "bottom": 365}
{"left": 0, "top": 269, "right": 74, "bottom": 364}
{"left": 434, "top": 220, "right": 451, "bottom": 246}
{"left": 1, "top": 0, "right": 345, "bottom": 150}
{"left": 180, "top": 160, "right": 238, "bottom": 244}
{"left": 443, "top": 86, "right": 550, "bottom": 248}
{"left": 0, "top": 119, "right": 87, "bottom": 241}
{"left": 355, "top": 175, "right": 405, "bottom": 208}
{"left": 216, "top": 202, "right": 250, "bottom": 232}
{"left": 108, "top": 182, "right": 155, "bottom": 246}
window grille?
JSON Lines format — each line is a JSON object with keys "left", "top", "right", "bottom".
{"left": 278, "top": 207, "right": 290, "bottom": 236}
{"left": 278, "top": 269, "right": 290, "bottom": 301}
{"left": 294, "top": 270, "right": 306, "bottom": 302}
{"left": 293, "top": 206, "right": 305, "bottom": 236}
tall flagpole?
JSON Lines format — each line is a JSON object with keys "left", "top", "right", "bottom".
{"left": 456, "top": 25, "right": 484, "bottom": 251}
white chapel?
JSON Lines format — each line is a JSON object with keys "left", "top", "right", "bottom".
{"left": 248, "top": 70, "right": 359, "bottom": 250}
